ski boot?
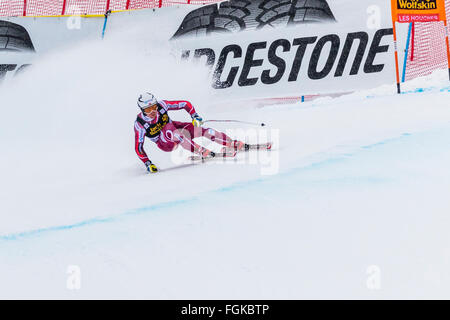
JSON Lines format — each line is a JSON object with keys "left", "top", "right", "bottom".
{"left": 232, "top": 140, "right": 250, "bottom": 152}
{"left": 198, "top": 147, "right": 216, "bottom": 159}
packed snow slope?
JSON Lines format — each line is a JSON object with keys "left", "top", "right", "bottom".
{"left": 1, "top": 25, "right": 450, "bottom": 298}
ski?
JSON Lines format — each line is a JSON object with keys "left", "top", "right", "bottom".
{"left": 187, "top": 142, "right": 272, "bottom": 162}
{"left": 188, "top": 149, "right": 237, "bottom": 162}
{"left": 243, "top": 142, "right": 272, "bottom": 151}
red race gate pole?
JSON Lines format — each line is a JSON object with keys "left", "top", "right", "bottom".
{"left": 61, "top": 0, "right": 67, "bottom": 15}
{"left": 445, "top": 19, "right": 450, "bottom": 81}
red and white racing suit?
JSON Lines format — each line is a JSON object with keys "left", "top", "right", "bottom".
{"left": 134, "top": 100, "right": 234, "bottom": 164}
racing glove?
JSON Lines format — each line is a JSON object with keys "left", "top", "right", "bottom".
{"left": 145, "top": 161, "right": 158, "bottom": 174}
{"left": 191, "top": 112, "right": 203, "bottom": 128}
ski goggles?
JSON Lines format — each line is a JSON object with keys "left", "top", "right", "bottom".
{"left": 143, "top": 104, "right": 158, "bottom": 113}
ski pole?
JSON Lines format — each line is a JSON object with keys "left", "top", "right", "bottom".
{"left": 204, "top": 120, "right": 266, "bottom": 127}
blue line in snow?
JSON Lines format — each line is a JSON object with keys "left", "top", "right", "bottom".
{"left": 0, "top": 132, "right": 419, "bottom": 241}
{"left": 0, "top": 199, "right": 193, "bottom": 241}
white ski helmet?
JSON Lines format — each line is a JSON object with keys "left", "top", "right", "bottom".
{"left": 137, "top": 92, "right": 157, "bottom": 110}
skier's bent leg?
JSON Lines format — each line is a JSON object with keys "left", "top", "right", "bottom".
{"left": 177, "top": 132, "right": 214, "bottom": 157}
{"left": 164, "top": 122, "right": 211, "bottom": 156}
{"left": 201, "top": 127, "right": 248, "bottom": 150}
{"left": 156, "top": 138, "right": 178, "bottom": 152}
{"left": 201, "top": 127, "right": 234, "bottom": 147}
{"left": 171, "top": 121, "right": 233, "bottom": 147}
{"left": 170, "top": 121, "right": 213, "bottom": 156}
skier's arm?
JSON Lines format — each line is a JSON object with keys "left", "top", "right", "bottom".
{"left": 134, "top": 122, "right": 158, "bottom": 173}
{"left": 135, "top": 121, "right": 150, "bottom": 163}
{"left": 162, "top": 100, "right": 203, "bottom": 127}
{"left": 162, "top": 100, "right": 197, "bottom": 116}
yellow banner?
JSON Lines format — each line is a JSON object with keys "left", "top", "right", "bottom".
{"left": 391, "top": 0, "right": 447, "bottom": 23}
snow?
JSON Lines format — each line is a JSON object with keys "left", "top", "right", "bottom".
{"left": 1, "top": 22, "right": 450, "bottom": 298}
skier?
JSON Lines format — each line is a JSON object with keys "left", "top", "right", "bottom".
{"left": 134, "top": 92, "right": 247, "bottom": 173}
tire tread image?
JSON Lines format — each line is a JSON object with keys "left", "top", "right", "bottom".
{"left": 172, "top": 0, "right": 335, "bottom": 39}
{"left": 0, "top": 20, "right": 35, "bottom": 52}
